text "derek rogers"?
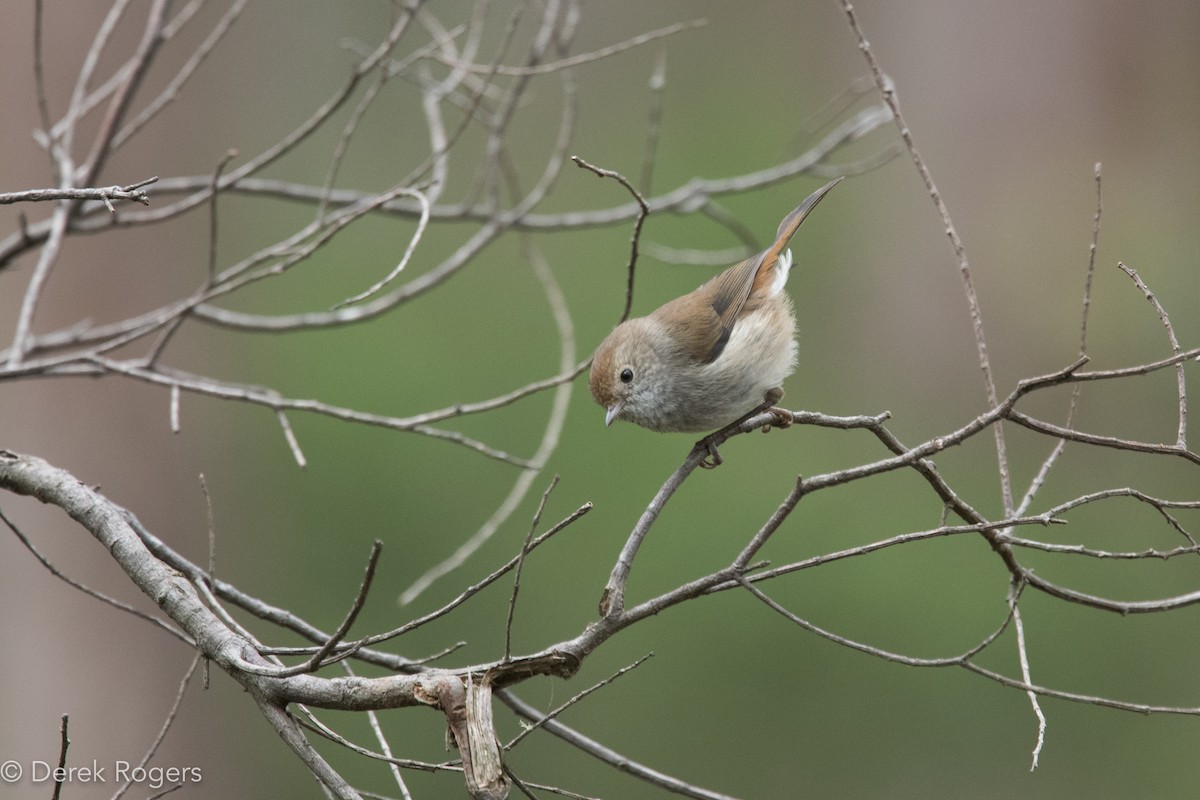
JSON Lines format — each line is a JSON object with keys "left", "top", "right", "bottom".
{"left": 20, "top": 760, "right": 201, "bottom": 789}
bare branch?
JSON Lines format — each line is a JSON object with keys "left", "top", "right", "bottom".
{"left": 1080, "top": 162, "right": 1103, "bottom": 355}
{"left": 5, "top": 4, "right": 1199, "bottom": 795}
{"left": 572, "top": 156, "right": 650, "bottom": 325}
{"left": 505, "top": 476, "right": 559, "bottom": 662}
{"left": 428, "top": 18, "right": 706, "bottom": 76}
{"left": 112, "top": 654, "right": 203, "bottom": 799}
{"left": 32, "top": 1, "right": 55, "bottom": 169}
{"left": 496, "top": 689, "right": 745, "bottom": 800}
{"left": 1006, "top": 410, "right": 1200, "bottom": 466}
{"left": 51, "top": 714, "right": 68, "bottom": 800}
{"left": 0, "top": 178, "right": 156, "bottom": 207}
{"left": 5, "top": 197, "right": 71, "bottom": 367}
{"left": 1012, "top": 164, "right": 1105, "bottom": 520}
{"left": 86, "top": 357, "right": 539, "bottom": 467}
{"left": 75, "top": 0, "right": 170, "bottom": 190}
{"left": 503, "top": 653, "right": 653, "bottom": 750}
{"left": 111, "top": 0, "right": 252, "bottom": 149}
{"left": 400, "top": 243, "right": 577, "bottom": 604}
{"left": 260, "top": 541, "right": 384, "bottom": 678}
{"left": 839, "top": 0, "right": 1013, "bottom": 516}
{"left": 640, "top": 48, "right": 668, "bottom": 193}
{"left": 275, "top": 410, "right": 307, "bottom": 468}
{"left": 331, "top": 188, "right": 431, "bottom": 310}
{"left": 0, "top": 505, "right": 190, "bottom": 643}
{"left": 255, "top": 698, "right": 360, "bottom": 800}
{"left": 0, "top": 101, "right": 893, "bottom": 276}
{"left": 1010, "top": 582, "right": 1047, "bottom": 771}
{"left": 1118, "top": 261, "right": 1189, "bottom": 447}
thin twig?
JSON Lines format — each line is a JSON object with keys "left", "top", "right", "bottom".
{"left": 429, "top": 18, "right": 706, "bottom": 76}
{"left": 58, "top": 0, "right": 131, "bottom": 168}
{"left": 598, "top": 443, "right": 705, "bottom": 618}
{"left": 738, "top": 574, "right": 1017, "bottom": 667}
{"left": 735, "top": 515, "right": 1063, "bottom": 588}
{"left": 357, "top": 502, "right": 588, "bottom": 652}
{"left": 1008, "top": 580, "right": 1046, "bottom": 770}
{"left": 1006, "top": 409, "right": 1199, "bottom": 466}
{"left": 51, "top": 714, "right": 69, "bottom": 800}
{"left": 504, "top": 653, "right": 653, "bottom": 750}
{"left": 505, "top": 476, "right": 559, "bottom": 662}
{"left": 1117, "top": 261, "right": 1188, "bottom": 447}
{"left": 1080, "top": 163, "right": 1102, "bottom": 355}
{"left": 331, "top": 188, "right": 431, "bottom": 310}
{"left": 76, "top": 0, "right": 170, "bottom": 190}
{"left": 256, "top": 541, "right": 384, "bottom": 678}
{"left": 88, "top": 356, "right": 538, "bottom": 468}
{"left": 640, "top": 49, "right": 667, "bottom": 193}
{"left": 735, "top": 572, "right": 1200, "bottom": 716}
{"left": 0, "top": 506, "right": 191, "bottom": 643}
{"left": 0, "top": 178, "right": 157, "bottom": 207}
{"left": 496, "top": 689, "right": 744, "bottom": 800}
{"left": 839, "top": 0, "right": 1013, "bottom": 515}
{"left": 112, "top": 0, "right": 252, "bottom": 149}
{"left": 317, "top": 54, "right": 394, "bottom": 221}
{"left": 400, "top": 244, "right": 577, "bottom": 604}
{"left": 572, "top": 156, "right": 650, "bottom": 324}
{"left": 1013, "top": 163, "right": 1104, "bottom": 518}
{"left": 254, "top": 696, "right": 362, "bottom": 799}
{"left": 275, "top": 409, "right": 307, "bottom": 468}
{"left": 144, "top": 149, "right": 232, "bottom": 370}
{"left": 344, "top": 672, "right": 415, "bottom": 800}
{"left": 6, "top": 197, "right": 71, "bottom": 367}
{"left": 199, "top": 472, "right": 216, "bottom": 577}
{"left": 293, "top": 702, "right": 454, "bottom": 772}
{"left": 112, "top": 654, "right": 203, "bottom": 800}
{"left": 32, "top": 0, "right": 57, "bottom": 169}
{"left": 207, "top": 153, "right": 235, "bottom": 283}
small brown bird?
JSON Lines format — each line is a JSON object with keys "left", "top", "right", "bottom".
{"left": 589, "top": 177, "right": 841, "bottom": 439}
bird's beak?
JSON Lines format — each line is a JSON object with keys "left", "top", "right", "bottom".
{"left": 604, "top": 402, "right": 623, "bottom": 427}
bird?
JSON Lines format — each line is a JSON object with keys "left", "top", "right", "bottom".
{"left": 588, "top": 177, "right": 841, "bottom": 461}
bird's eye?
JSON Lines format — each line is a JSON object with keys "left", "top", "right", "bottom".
{"left": 619, "top": 368, "right": 634, "bottom": 384}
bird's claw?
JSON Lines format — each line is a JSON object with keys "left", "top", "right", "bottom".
{"left": 697, "top": 437, "right": 723, "bottom": 468}
{"left": 762, "top": 406, "right": 794, "bottom": 431}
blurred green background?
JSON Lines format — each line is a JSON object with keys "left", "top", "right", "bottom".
{"left": 1, "top": 2, "right": 1198, "bottom": 798}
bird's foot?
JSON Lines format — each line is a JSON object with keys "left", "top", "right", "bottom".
{"left": 761, "top": 406, "right": 794, "bottom": 431}
{"left": 697, "top": 437, "right": 724, "bottom": 469}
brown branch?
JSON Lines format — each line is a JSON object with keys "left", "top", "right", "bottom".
{"left": 573, "top": 156, "right": 650, "bottom": 324}
{"left": 839, "top": 0, "right": 1014, "bottom": 516}
{"left": 50, "top": 714, "right": 69, "bottom": 800}
{"left": 1006, "top": 410, "right": 1200, "bottom": 466}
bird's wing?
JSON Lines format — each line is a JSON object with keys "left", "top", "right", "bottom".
{"left": 646, "top": 248, "right": 765, "bottom": 366}
{"left": 653, "top": 177, "right": 843, "bottom": 365}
